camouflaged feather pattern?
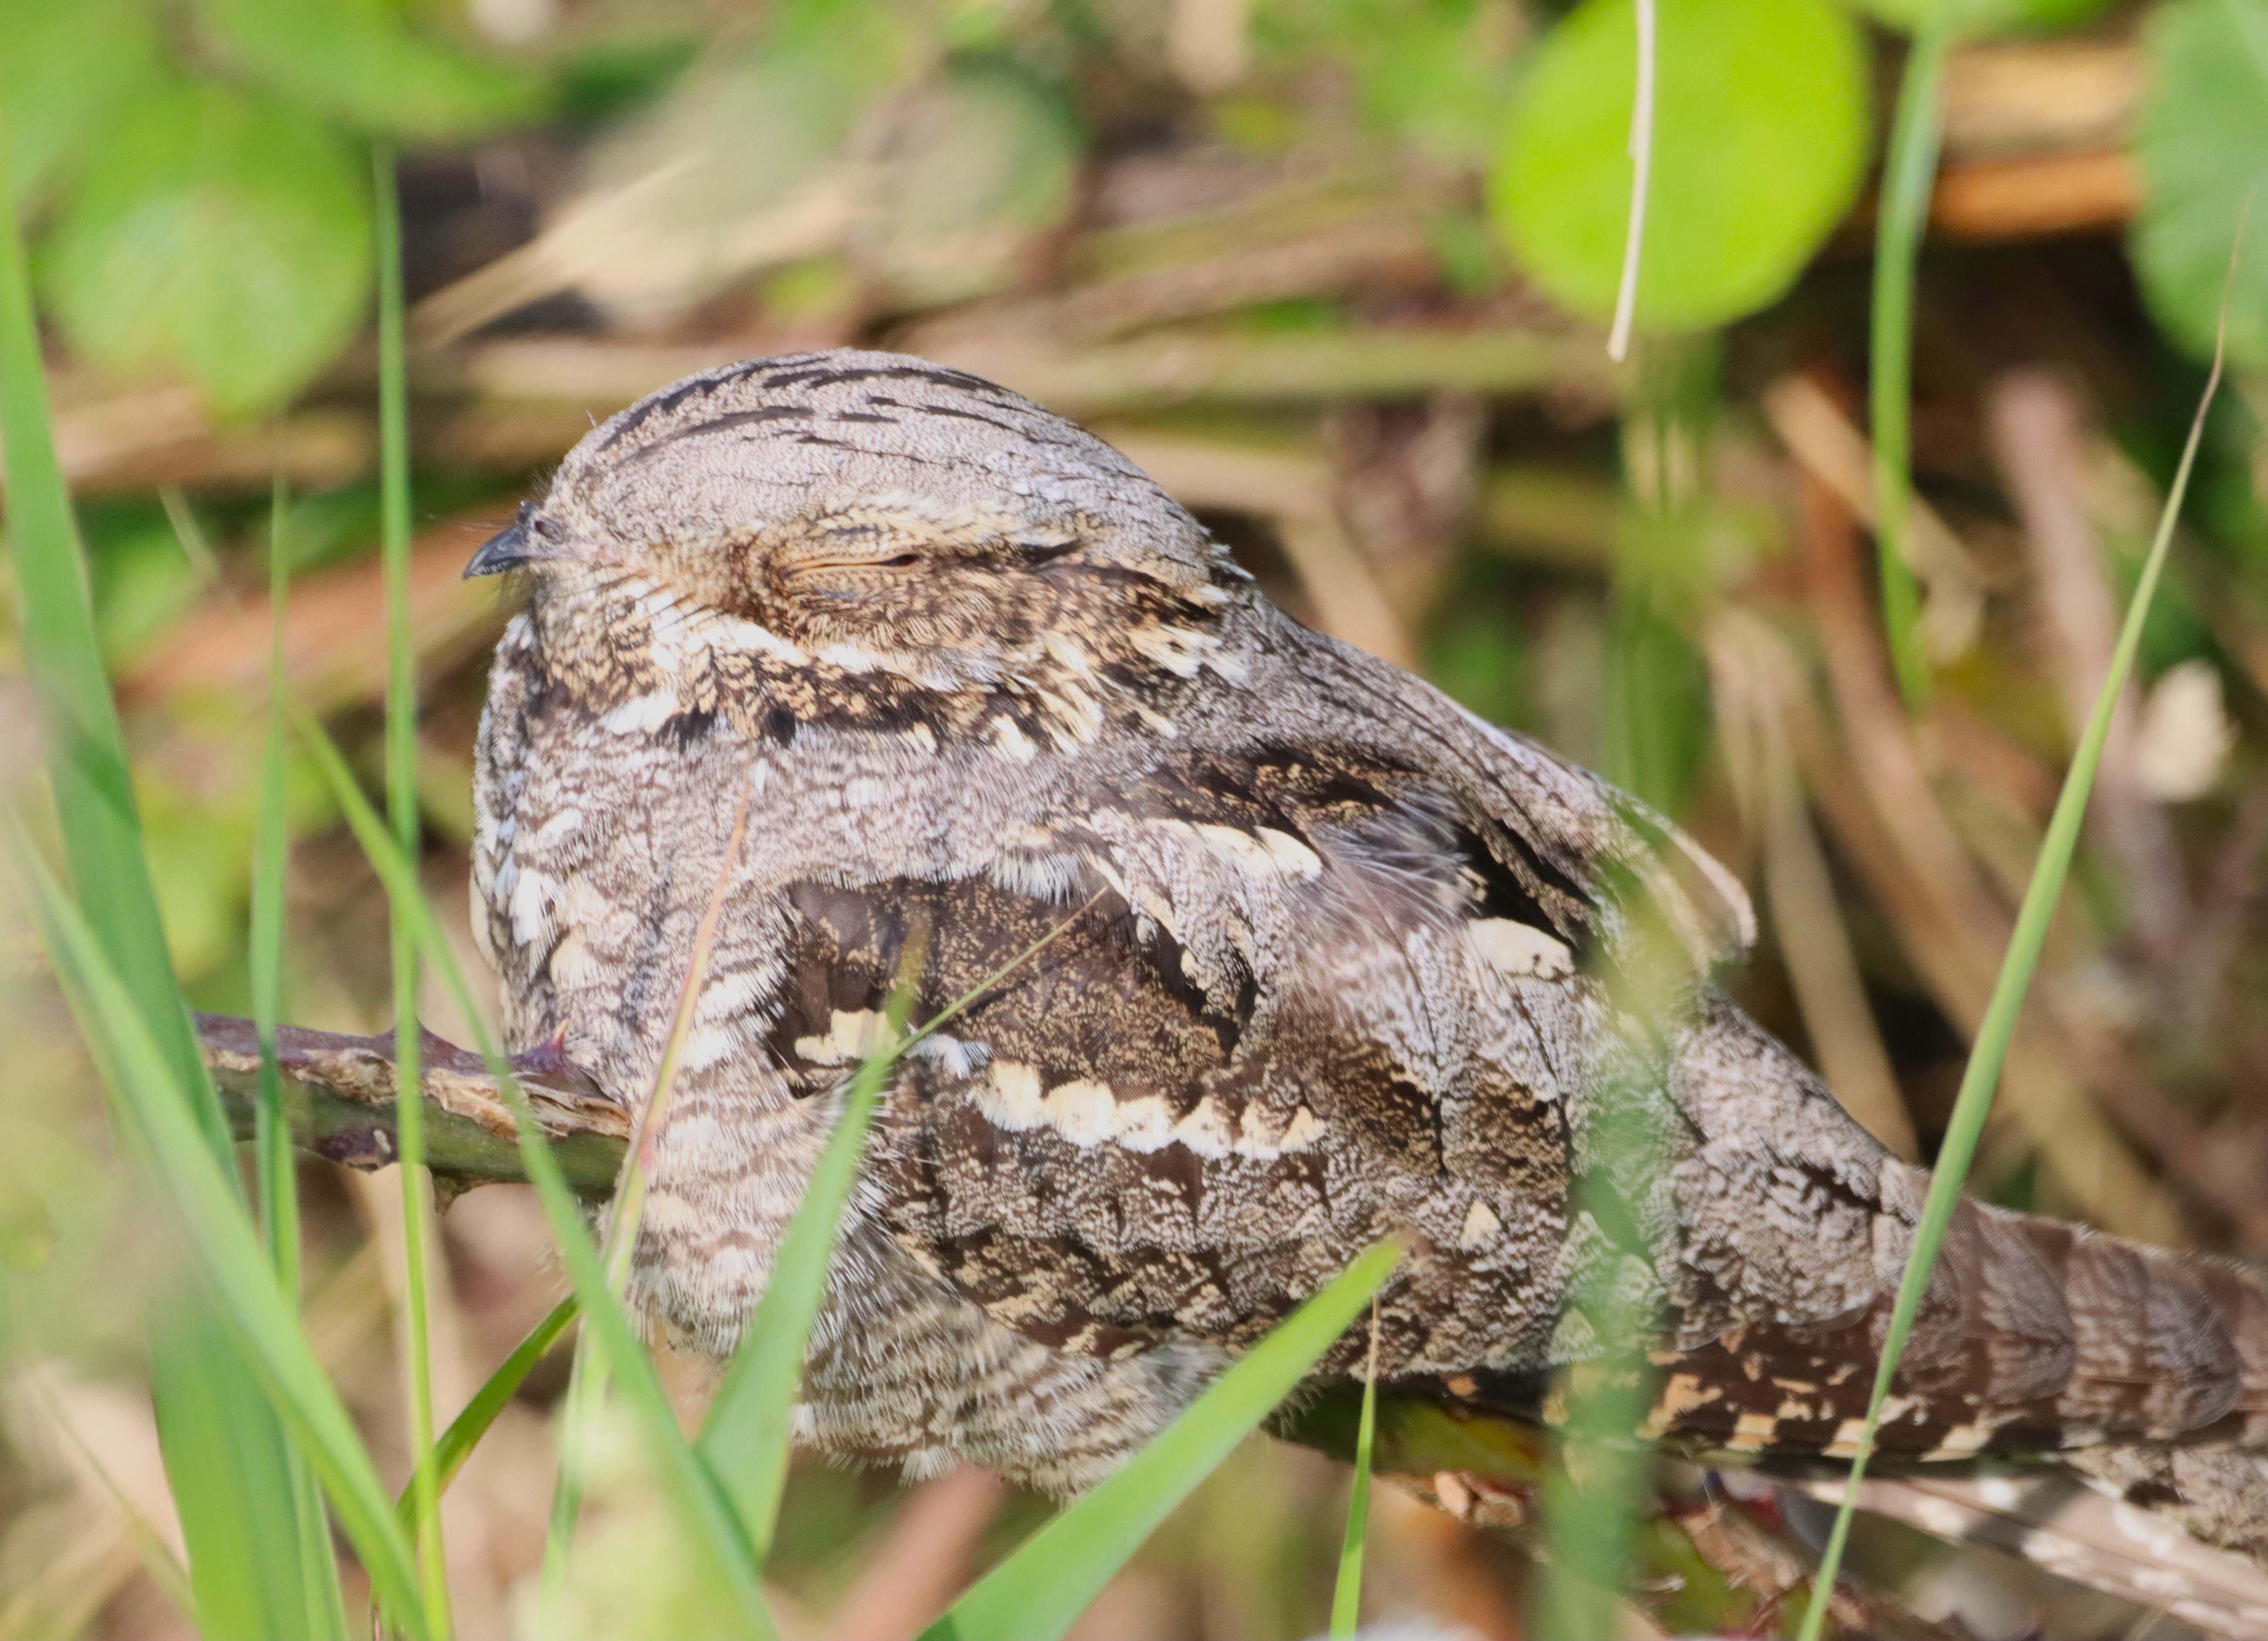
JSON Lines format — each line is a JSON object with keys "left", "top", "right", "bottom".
{"left": 470, "top": 350, "right": 2268, "bottom": 1546}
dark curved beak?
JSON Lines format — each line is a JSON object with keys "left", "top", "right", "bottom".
{"left": 464, "top": 501, "right": 585, "bottom": 579}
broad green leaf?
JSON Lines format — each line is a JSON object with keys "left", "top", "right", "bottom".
{"left": 565, "top": 41, "right": 881, "bottom": 318}
{"left": 924, "top": 1241, "right": 1401, "bottom": 1641}
{"left": 195, "top": 0, "right": 545, "bottom": 140}
{"left": 0, "top": 0, "right": 163, "bottom": 204}
{"left": 1491, "top": 0, "right": 1869, "bottom": 333}
{"left": 1845, "top": 0, "right": 2112, "bottom": 32}
{"left": 41, "top": 81, "right": 370, "bottom": 415}
{"left": 1257, "top": 0, "right": 1518, "bottom": 164}
{"left": 866, "top": 62, "right": 1079, "bottom": 306}
{"left": 2132, "top": 0, "right": 2268, "bottom": 368}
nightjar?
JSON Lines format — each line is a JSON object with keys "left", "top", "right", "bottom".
{"left": 467, "top": 349, "right": 2268, "bottom": 1547}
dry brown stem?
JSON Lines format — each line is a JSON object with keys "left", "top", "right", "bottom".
{"left": 1789, "top": 458, "right": 2186, "bottom": 1243}
{"left": 1986, "top": 367, "right": 2189, "bottom": 968}
{"left": 197, "top": 1012, "right": 627, "bottom": 1195}
{"left": 1708, "top": 610, "right": 1916, "bottom": 1160}
{"left": 124, "top": 514, "right": 508, "bottom": 713}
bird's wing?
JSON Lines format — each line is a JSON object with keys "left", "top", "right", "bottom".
{"left": 1260, "top": 629, "right": 1757, "bottom": 982}
{"left": 765, "top": 732, "right": 1635, "bottom": 1369}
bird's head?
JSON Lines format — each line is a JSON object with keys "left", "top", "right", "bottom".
{"left": 468, "top": 351, "right": 1253, "bottom": 707}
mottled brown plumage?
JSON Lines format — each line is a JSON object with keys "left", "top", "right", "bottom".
{"left": 468, "top": 349, "right": 2268, "bottom": 1553}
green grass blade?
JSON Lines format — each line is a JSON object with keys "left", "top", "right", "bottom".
{"left": 248, "top": 472, "right": 353, "bottom": 1641}
{"left": 542, "top": 794, "right": 753, "bottom": 1621}
{"left": 696, "top": 968, "right": 914, "bottom": 1559}
{"left": 374, "top": 140, "right": 417, "bottom": 879}
{"left": 698, "top": 898, "right": 1101, "bottom": 1562}
{"left": 1869, "top": 0, "right": 1953, "bottom": 712}
{"left": 0, "top": 84, "right": 218, "bottom": 1159}
{"left": 1531, "top": 1359, "right": 1653, "bottom": 1635}
{"left": 8, "top": 830, "right": 431, "bottom": 1635}
{"left": 371, "top": 139, "right": 452, "bottom": 1641}
{"left": 924, "top": 1240, "right": 1401, "bottom": 1641}
{"left": 401, "top": 1296, "right": 578, "bottom": 1532}
{"left": 1, "top": 137, "right": 347, "bottom": 1641}
{"left": 295, "top": 715, "right": 777, "bottom": 1639}
{"left": 1795, "top": 216, "right": 2244, "bottom": 1641}
{"left": 252, "top": 475, "right": 306, "bottom": 1302}
{"left": 538, "top": 1334, "right": 612, "bottom": 1631}
{"left": 146, "top": 1305, "right": 352, "bottom": 1641}
{"left": 1328, "top": 1298, "right": 1382, "bottom": 1639}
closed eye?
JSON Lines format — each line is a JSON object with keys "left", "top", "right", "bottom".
{"left": 787, "top": 551, "right": 922, "bottom": 573}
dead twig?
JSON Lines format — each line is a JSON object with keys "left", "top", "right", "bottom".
{"left": 1986, "top": 366, "right": 2189, "bottom": 971}
{"left": 1778, "top": 1468, "right": 2268, "bottom": 1641}
{"left": 1790, "top": 457, "right": 2186, "bottom": 1242}
{"left": 1708, "top": 609, "right": 1917, "bottom": 1159}
{"left": 1762, "top": 373, "right": 1988, "bottom": 663}
{"left": 124, "top": 514, "right": 508, "bottom": 715}
{"left": 196, "top": 1012, "right": 628, "bottom": 1194}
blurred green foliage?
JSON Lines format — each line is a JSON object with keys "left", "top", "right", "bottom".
{"left": 197, "top": 0, "right": 543, "bottom": 139}
{"left": 2133, "top": 0, "right": 2268, "bottom": 369}
{"left": 1494, "top": 0, "right": 1871, "bottom": 331}
{"left": 1257, "top": 0, "right": 1522, "bottom": 161}
{"left": 0, "top": 0, "right": 535, "bottom": 415}
{"left": 7, "top": 1, "right": 2267, "bottom": 1632}
{"left": 1848, "top": 0, "right": 2113, "bottom": 31}
{"left": 41, "top": 85, "right": 371, "bottom": 415}
{"left": 9, "top": 0, "right": 2232, "bottom": 415}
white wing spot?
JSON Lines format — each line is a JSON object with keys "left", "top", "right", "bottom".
{"left": 1922, "top": 1422, "right": 1995, "bottom": 1461}
{"left": 793, "top": 1009, "right": 890, "bottom": 1067}
{"left": 1728, "top": 1412, "right": 1779, "bottom": 1452}
{"left": 713, "top": 615, "right": 809, "bottom": 664}
{"left": 977, "top": 1059, "right": 1047, "bottom": 1130}
{"left": 602, "top": 691, "right": 680, "bottom": 735}
{"left": 1112, "top": 1094, "right": 1177, "bottom": 1152}
{"left": 991, "top": 717, "right": 1038, "bottom": 762}
{"left": 1465, "top": 917, "right": 1575, "bottom": 980}
{"left": 1457, "top": 1199, "right": 1501, "bottom": 1250}
{"left": 1273, "top": 1107, "right": 1326, "bottom": 1154}
{"left": 817, "top": 642, "right": 879, "bottom": 673}
{"left": 973, "top": 1068, "right": 1327, "bottom": 1159}
{"left": 533, "top": 807, "right": 584, "bottom": 843}
{"left": 1639, "top": 1372, "right": 1723, "bottom": 1441}
{"left": 508, "top": 867, "right": 560, "bottom": 946}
